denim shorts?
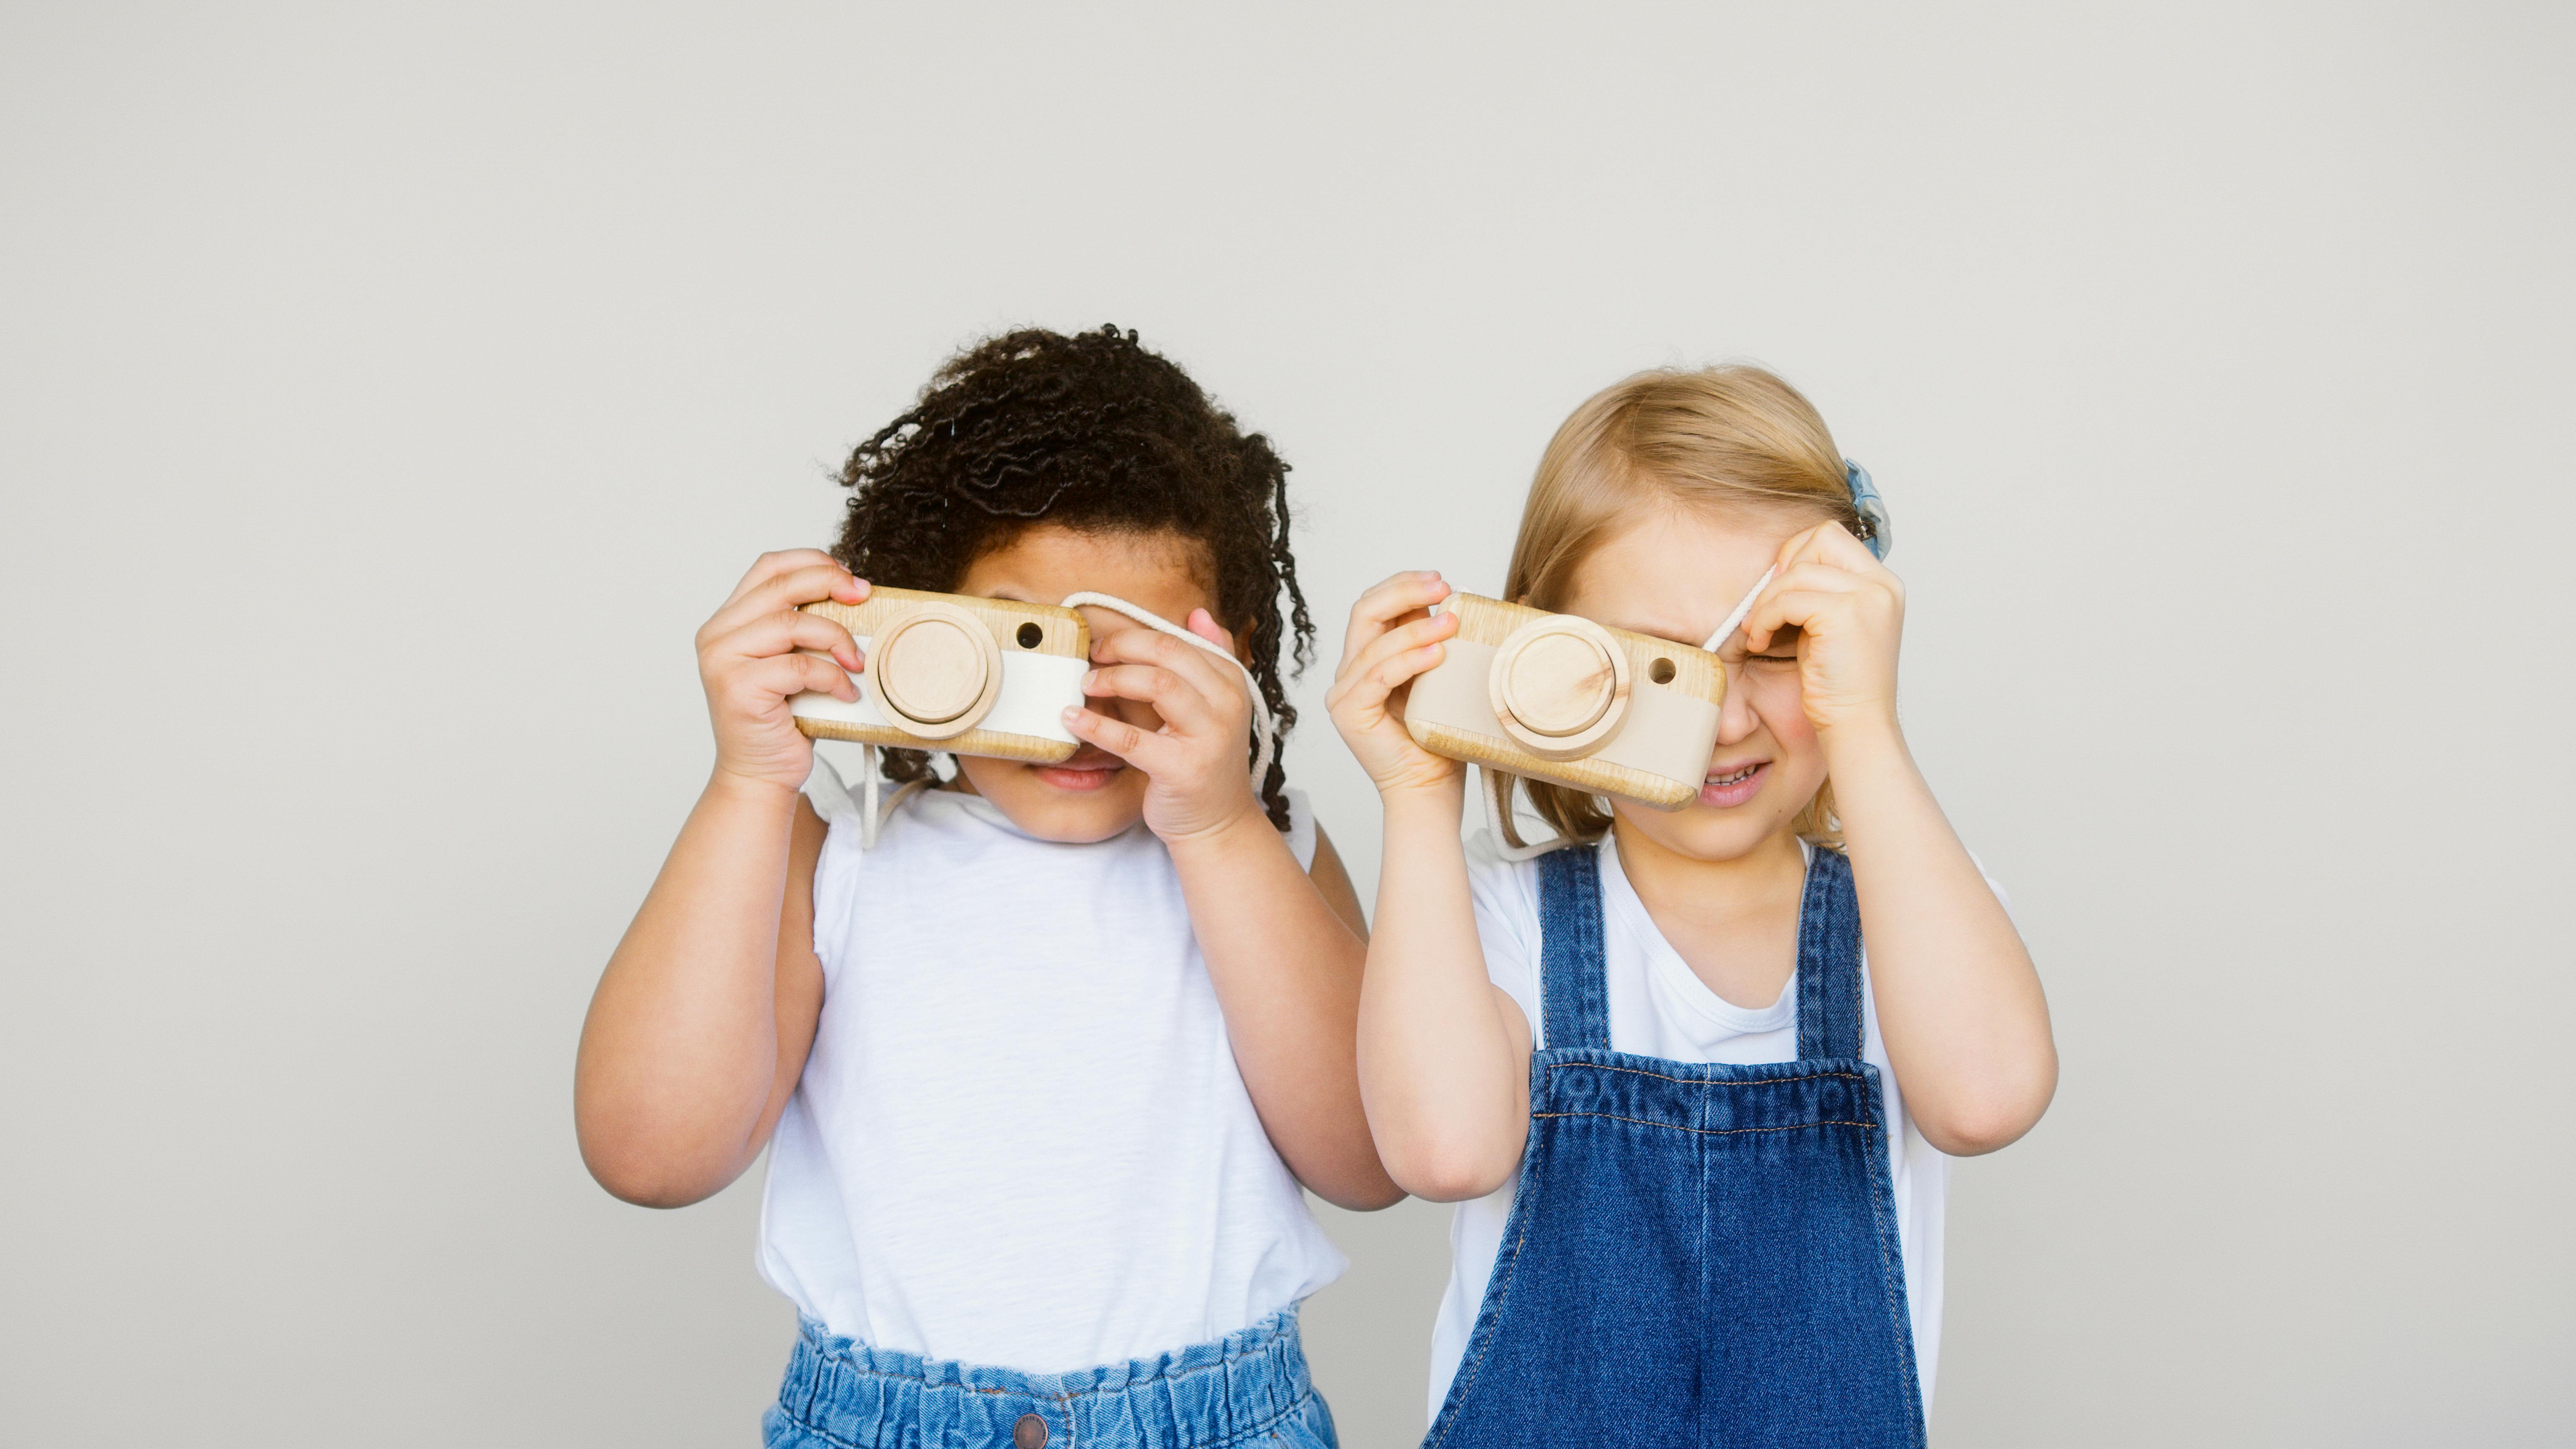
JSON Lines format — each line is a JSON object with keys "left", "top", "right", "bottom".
{"left": 763, "top": 1308, "right": 1336, "bottom": 1449}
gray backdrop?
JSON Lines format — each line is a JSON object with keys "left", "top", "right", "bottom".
{"left": 5, "top": 5, "right": 2569, "bottom": 1444}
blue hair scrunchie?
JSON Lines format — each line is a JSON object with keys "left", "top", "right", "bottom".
{"left": 1845, "top": 460, "right": 1891, "bottom": 561}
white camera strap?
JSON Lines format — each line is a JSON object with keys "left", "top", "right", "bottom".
{"left": 1700, "top": 565, "right": 1777, "bottom": 654}
{"left": 1059, "top": 592, "right": 1276, "bottom": 794}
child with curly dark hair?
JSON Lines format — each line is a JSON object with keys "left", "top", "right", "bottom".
{"left": 576, "top": 327, "right": 1392, "bottom": 1449}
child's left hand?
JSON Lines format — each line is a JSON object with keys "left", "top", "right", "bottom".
{"left": 1063, "top": 609, "right": 1264, "bottom": 843}
{"left": 1742, "top": 521, "right": 1907, "bottom": 746}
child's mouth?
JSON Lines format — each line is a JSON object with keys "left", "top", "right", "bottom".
{"left": 1698, "top": 761, "right": 1768, "bottom": 809}
{"left": 1031, "top": 749, "right": 1127, "bottom": 793}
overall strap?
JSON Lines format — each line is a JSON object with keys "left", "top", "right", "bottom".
{"left": 1536, "top": 843, "right": 1611, "bottom": 1051}
{"left": 1794, "top": 846, "right": 1867, "bottom": 1061}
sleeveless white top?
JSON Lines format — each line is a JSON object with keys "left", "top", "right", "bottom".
{"left": 758, "top": 763, "right": 1346, "bottom": 1373}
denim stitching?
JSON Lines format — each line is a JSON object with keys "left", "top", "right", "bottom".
{"left": 800, "top": 1345, "right": 1281, "bottom": 1397}
{"left": 1531, "top": 1111, "right": 1880, "bottom": 1136}
{"left": 1545, "top": 1062, "right": 1868, "bottom": 1088}
{"left": 782, "top": 1353, "right": 1309, "bottom": 1449}
{"left": 1852, "top": 1085, "right": 1925, "bottom": 1449}
{"left": 1424, "top": 1130, "right": 1546, "bottom": 1449}
{"left": 1426, "top": 1212, "right": 1528, "bottom": 1449}
{"left": 1873, "top": 1187, "right": 1922, "bottom": 1449}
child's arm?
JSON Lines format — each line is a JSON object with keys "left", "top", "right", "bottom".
{"left": 1065, "top": 611, "right": 1404, "bottom": 1211}
{"left": 574, "top": 551, "right": 868, "bottom": 1206}
{"left": 1322, "top": 574, "right": 1537, "bottom": 1203}
{"left": 1744, "top": 525, "right": 2059, "bottom": 1156}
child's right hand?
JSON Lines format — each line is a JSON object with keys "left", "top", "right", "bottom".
{"left": 696, "top": 550, "right": 869, "bottom": 793}
{"left": 1327, "top": 570, "right": 1465, "bottom": 797}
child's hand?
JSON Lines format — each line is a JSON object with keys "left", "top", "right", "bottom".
{"left": 696, "top": 550, "right": 868, "bottom": 793}
{"left": 1326, "top": 571, "right": 1465, "bottom": 797}
{"left": 1064, "top": 610, "right": 1264, "bottom": 843}
{"left": 1741, "top": 522, "right": 1905, "bottom": 747}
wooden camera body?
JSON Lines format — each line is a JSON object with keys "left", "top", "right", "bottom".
{"left": 1405, "top": 594, "right": 1727, "bottom": 810}
{"left": 789, "top": 587, "right": 1092, "bottom": 763}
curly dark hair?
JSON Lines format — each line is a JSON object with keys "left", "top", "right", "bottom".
{"left": 832, "top": 325, "right": 1315, "bottom": 828}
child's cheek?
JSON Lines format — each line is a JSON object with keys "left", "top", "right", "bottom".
{"left": 1750, "top": 671, "right": 1819, "bottom": 752}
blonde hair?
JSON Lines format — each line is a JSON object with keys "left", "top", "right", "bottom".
{"left": 1496, "top": 364, "right": 1861, "bottom": 852}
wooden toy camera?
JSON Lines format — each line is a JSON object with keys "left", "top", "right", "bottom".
{"left": 1405, "top": 595, "right": 1727, "bottom": 810}
{"left": 788, "top": 588, "right": 1093, "bottom": 763}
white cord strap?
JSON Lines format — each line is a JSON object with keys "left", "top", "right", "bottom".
{"left": 1701, "top": 565, "right": 1777, "bottom": 653}
{"left": 1058, "top": 591, "right": 1276, "bottom": 793}
{"left": 854, "top": 743, "right": 930, "bottom": 850}
{"left": 805, "top": 746, "right": 928, "bottom": 850}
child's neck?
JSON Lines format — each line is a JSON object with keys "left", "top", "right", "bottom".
{"left": 1609, "top": 816, "right": 1809, "bottom": 1013}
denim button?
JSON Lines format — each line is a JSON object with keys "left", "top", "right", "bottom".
{"left": 1012, "top": 1412, "right": 1047, "bottom": 1449}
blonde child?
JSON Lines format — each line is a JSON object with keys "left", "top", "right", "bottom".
{"left": 1328, "top": 366, "right": 2056, "bottom": 1446}
{"left": 579, "top": 327, "right": 1395, "bottom": 1449}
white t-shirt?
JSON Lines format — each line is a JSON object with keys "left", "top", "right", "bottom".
{"left": 1427, "top": 830, "right": 1981, "bottom": 1426}
{"left": 760, "top": 767, "right": 1346, "bottom": 1374}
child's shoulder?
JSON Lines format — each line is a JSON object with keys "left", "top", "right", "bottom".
{"left": 1461, "top": 828, "right": 1553, "bottom": 925}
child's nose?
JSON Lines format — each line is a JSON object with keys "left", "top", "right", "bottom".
{"left": 1715, "top": 665, "right": 1762, "bottom": 745}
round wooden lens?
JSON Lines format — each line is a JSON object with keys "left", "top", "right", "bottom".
{"left": 877, "top": 617, "right": 988, "bottom": 724}
{"left": 1503, "top": 632, "right": 1616, "bottom": 737}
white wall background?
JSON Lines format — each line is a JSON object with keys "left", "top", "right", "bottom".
{"left": 4, "top": 5, "right": 2569, "bottom": 1444}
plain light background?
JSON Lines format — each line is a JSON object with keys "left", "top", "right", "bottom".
{"left": 4, "top": 5, "right": 2570, "bottom": 1444}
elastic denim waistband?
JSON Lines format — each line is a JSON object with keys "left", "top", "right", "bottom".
{"left": 771, "top": 1308, "right": 1315, "bottom": 1449}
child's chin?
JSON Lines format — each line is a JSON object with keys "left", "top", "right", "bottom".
{"left": 1620, "top": 800, "right": 1775, "bottom": 862}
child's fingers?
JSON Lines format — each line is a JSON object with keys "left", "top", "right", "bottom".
{"left": 1761, "top": 561, "right": 1870, "bottom": 602}
{"left": 1338, "top": 610, "right": 1457, "bottom": 686}
{"left": 734, "top": 651, "right": 857, "bottom": 706}
{"left": 1363, "top": 640, "right": 1446, "bottom": 697}
{"left": 1350, "top": 571, "right": 1449, "bottom": 618}
{"left": 1336, "top": 573, "right": 1451, "bottom": 672}
{"left": 721, "top": 550, "right": 851, "bottom": 609}
{"left": 1743, "top": 589, "right": 1853, "bottom": 653}
{"left": 1327, "top": 632, "right": 1447, "bottom": 719}
{"left": 1082, "top": 662, "right": 1228, "bottom": 739}
{"left": 720, "top": 548, "right": 838, "bottom": 607}
{"left": 1089, "top": 626, "right": 1246, "bottom": 712}
{"left": 1742, "top": 561, "right": 1896, "bottom": 650}
{"left": 710, "top": 608, "right": 863, "bottom": 671}
{"left": 705, "top": 564, "right": 867, "bottom": 641}
{"left": 1061, "top": 704, "right": 1180, "bottom": 775}
{"left": 1184, "top": 608, "right": 1234, "bottom": 652}
{"left": 1773, "top": 520, "right": 1886, "bottom": 577}
{"left": 1325, "top": 615, "right": 1451, "bottom": 722}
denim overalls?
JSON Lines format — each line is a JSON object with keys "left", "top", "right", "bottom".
{"left": 1426, "top": 843, "right": 1924, "bottom": 1448}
